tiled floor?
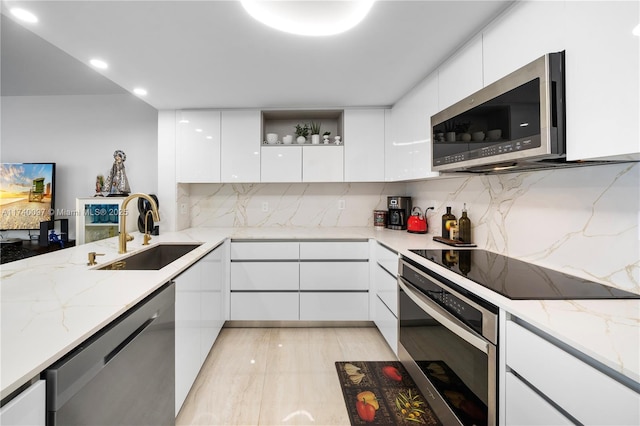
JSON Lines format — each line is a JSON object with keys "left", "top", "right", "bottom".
{"left": 176, "top": 326, "right": 397, "bottom": 426}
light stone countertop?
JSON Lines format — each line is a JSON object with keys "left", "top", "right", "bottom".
{"left": 1, "top": 226, "right": 638, "bottom": 400}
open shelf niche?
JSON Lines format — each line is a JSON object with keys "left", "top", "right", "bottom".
{"left": 261, "top": 109, "right": 344, "bottom": 146}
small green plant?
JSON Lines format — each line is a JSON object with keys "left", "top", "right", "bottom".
{"left": 309, "top": 121, "right": 321, "bottom": 135}
{"left": 295, "top": 123, "right": 309, "bottom": 138}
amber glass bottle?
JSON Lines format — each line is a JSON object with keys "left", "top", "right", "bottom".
{"left": 441, "top": 207, "right": 456, "bottom": 238}
{"left": 459, "top": 203, "right": 471, "bottom": 243}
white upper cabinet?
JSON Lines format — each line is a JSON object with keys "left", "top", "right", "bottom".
{"left": 176, "top": 110, "right": 221, "bottom": 183}
{"left": 482, "top": 1, "right": 566, "bottom": 86}
{"left": 220, "top": 110, "right": 261, "bottom": 182}
{"left": 261, "top": 146, "right": 302, "bottom": 182}
{"left": 343, "top": 108, "right": 386, "bottom": 182}
{"left": 387, "top": 72, "right": 439, "bottom": 181}
{"left": 437, "top": 35, "right": 483, "bottom": 110}
{"left": 302, "top": 145, "right": 344, "bottom": 182}
{"left": 564, "top": 0, "right": 640, "bottom": 161}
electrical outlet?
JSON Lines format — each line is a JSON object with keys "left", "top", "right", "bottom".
{"left": 338, "top": 199, "right": 346, "bottom": 210}
{"left": 262, "top": 202, "right": 269, "bottom": 212}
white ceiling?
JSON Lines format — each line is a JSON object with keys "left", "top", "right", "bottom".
{"left": 1, "top": 0, "right": 514, "bottom": 110}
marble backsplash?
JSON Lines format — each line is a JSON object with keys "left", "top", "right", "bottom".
{"left": 183, "top": 162, "right": 639, "bottom": 293}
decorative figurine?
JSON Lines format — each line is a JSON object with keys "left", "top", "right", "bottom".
{"left": 102, "top": 150, "right": 131, "bottom": 196}
{"left": 94, "top": 175, "right": 105, "bottom": 197}
{"left": 334, "top": 136, "right": 342, "bottom": 145}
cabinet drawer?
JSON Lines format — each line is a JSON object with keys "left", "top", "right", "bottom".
{"left": 374, "top": 265, "right": 397, "bottom": 316}
{"left": 299, "top": 241, "right": 369, "bottom": 260}
{"left": 299, "top": 262, "right": 369, "bottom": 291}
{"left": 230, "top": 292, "right": 299, "bottom": 320}
{"left": 505, "top": 372, "right": 572, "bottom": 425}
{"left": 375, "top": 243, "right": 398, "bottom": 277}
{"left": 506, "top": 320, "right": 640, "bottom": 425}
{"left": 230, "top": 262, "right": 299, "bottom": 291}
{"left": 299, "top": 292, "right": 368, "bottom": 321}
{"left": 230, "top": 241, "right": 299, "bottom": 260}
{"left": 374, "top": 296, "right": 398, "bottom": 355}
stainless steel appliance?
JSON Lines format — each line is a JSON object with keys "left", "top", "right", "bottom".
{"left": 45, "top": 282, "right": 175, "bottom": 426}
{"left": 398, "top": 257, "right": 498, "bottom": 426}
{"left": 432, "top": 52, "right": 568, "bottom": 174}
{"left": 387, "top": 196, "right": 411, "bottom": 230}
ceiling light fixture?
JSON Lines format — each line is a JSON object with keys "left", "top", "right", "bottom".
{"left": 10, "top": 7, "right": 38, "bottom": 23}
{"left": 133, "top": 88, "right": 148, "bottom": 96}
{"left": 240, "top": 0, "right": 375, "bottom": 36}
{"left": 89, "top": 59, "right": 108, "bottom": 69}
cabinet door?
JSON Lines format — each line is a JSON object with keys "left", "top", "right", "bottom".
{"left": 200, "top": 247, "right": 224, "bottom": 363}
{"left": 0, "top": 380, "right": 45, "bottom": 426}
{"left": 374, "top": 265, "right": 397, "bottom": 317}
{"left": 176, "top": 110, "right": 221, "bottom": 182}
{"left": 302, "top": 146, "right": 344, "bottom": 182}
{"left": 221, "top": 110, "right": 261, "bottom": 182}
{"left": 565, "top": 1, "right": 640, "bottom": 161}
{"left": 299, "top": 241, "right": 369, "bottom": 260}
{"left": 505, "top": 372, "right": 572, "bottom": 426}
{"left": 387, "top": 73, "right": 439, "bottom": 181}
{"left": 299, "top": 292, "right": 368, "bottom": 321}
{"left": 175, "top": 265, "right": 202, "bottom": 415}
{"left": 438, "top": 35, "right": 483, "bottom": 110}
{"left": 230, "top": 292, "right": 299, "bottom": 320}
{"left": 299, "top": 261, "right": 369, "bottom": 291}
{"left": 230, "top": 262, "right": 299, "bottom": 291}
{"left": 374, "top": 296, "right": 398, "bottom": 355}
{"left": 343, "top": 109, "right": 385, "bottom": 182}
{"left": 506, "top": 320, "right": 640, "bottom": 425}
{"left": 482, "top": 1, "right": 566, "bottom": 86}
{"left": 230, "top": 241, "right": 299, "bottom": 260}
{"left": 261, "top": 146, "right": 302, "bottom": 182}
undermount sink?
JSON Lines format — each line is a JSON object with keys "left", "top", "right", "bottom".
{"left": 97, "top": 243, "right": 202, "bottom": 270}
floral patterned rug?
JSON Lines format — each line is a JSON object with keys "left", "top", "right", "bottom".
{"left": 335, "top": 361, "right": 442, "bottom": 425}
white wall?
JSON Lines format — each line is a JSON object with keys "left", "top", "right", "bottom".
{"left": 1, "top": 94, "right": 158, "bottom": 239}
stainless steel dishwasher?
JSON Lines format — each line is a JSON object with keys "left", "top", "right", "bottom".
{"left": 44, "top": 282, "right": 175, "bottom": 426}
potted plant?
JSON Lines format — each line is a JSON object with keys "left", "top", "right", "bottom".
{"left": 309, "top": 121, "right": 321, "bottom": 144}
{"left": 323, "top": 131, "right": 331, "bottom": 144}
{"left": 295, "top": 123, "right": 309, "bottom": 143}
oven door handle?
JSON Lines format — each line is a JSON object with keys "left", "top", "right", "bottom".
{"left": 398, "top": 277, "right": 490, "bottom": 354}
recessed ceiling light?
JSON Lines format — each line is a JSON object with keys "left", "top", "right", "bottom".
{"left": 195, "top": 128, "right": 203, "bottom": 133}
{"left": 89, "top": 59, "right": 108, "bottom": 69}
{"left": 178, "top": 119, "right": 190, "bottom": 124}
{"left": 240, "top": 0, "right": 375, "bottom": 36}
{"left": 10, "top": 8, "right": 38, "bottom": 23}
{"left": 133, "top": 88, "right": 147, "bottom": 96}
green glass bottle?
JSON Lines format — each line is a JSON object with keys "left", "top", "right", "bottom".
{"left": 441, "top": 206, "right": 456, "bottom": 238}
{"left": 459, "top": 203, "right": 471, "bottom": 243}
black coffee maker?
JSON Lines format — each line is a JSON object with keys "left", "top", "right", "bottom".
{"left": 387, "top": 196, "right": 412, "bottom": 230}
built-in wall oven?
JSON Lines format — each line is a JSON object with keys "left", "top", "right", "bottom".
{"left": 398, "top": 257, "right": 498, "bottom": 426}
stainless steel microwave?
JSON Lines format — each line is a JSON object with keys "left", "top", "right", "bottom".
{"left": 431, "top": 52, "right": 565, "bottom": 173}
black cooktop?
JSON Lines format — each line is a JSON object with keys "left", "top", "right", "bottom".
{"left": 409, "top": 249, "right": 640, "bottom": 300}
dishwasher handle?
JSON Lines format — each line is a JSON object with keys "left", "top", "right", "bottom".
{"left": 45, "top": 283, "right": 174, "bottom": 411}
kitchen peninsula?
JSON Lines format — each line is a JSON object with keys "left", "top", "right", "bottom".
{"left": 2, "top": 227, "right": 638, "bottom": 419}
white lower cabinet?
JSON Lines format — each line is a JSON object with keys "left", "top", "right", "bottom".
{"left": 505, "top": 372, "right": 572, "bottom": 426}
{"left": 505, "top": 319, "right": 640, "bottom": 425}
{"left": 175, "top": 245, "right": 226, "bottom": 416}
{"left": 374, "top": 296, "right": 398, "bottom": 355}
{"left": 371, "top": 242, "right": 398, "bottom": 355}
{"left": 230, "top": 292, "right": 299, "bottom": 320}
{"left": 0, "top": 380, "right": 45, "bottom": 426}
{"left": 300, "top": 292, "right": 368, "bottom": 321}
{"left": 229, "top": 240, "right": 369, "bottom": 321}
